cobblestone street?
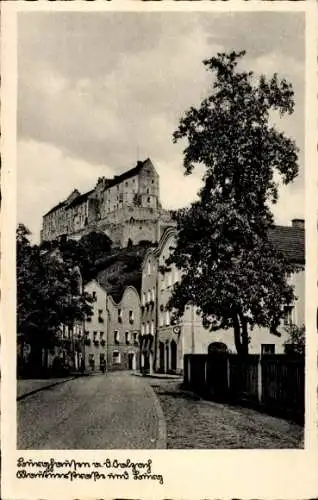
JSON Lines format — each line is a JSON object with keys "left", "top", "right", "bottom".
{"left": 18, "top": 373, "right": 162, "bottom": 449}
{"left": 149, "top": 379, "right": 303, "bottom": 449}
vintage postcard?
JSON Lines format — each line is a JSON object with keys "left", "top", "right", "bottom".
{"left": 1, "top": 1, "right": 317, "bottom": 499}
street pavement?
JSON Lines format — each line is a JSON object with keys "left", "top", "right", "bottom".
{"left": 17, "top": 372, "right": 162, "bottom": 449}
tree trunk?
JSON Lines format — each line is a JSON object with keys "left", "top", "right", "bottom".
{"left": 233, "top": 313, "right": 249, "bottom": 356}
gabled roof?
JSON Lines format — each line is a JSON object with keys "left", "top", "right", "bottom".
{"left": 268, "top": 225, "right": 305, "bottom": 264}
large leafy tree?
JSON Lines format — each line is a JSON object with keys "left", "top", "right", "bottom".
{"left": 17, "top": 224, "right": 93, "bottom": 370}
{"left": 167, "top": 51, "right": 299, "bottom": 355}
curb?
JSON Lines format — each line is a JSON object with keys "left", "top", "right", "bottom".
{"left": 144, "top": 381, "right": 167, "bottom": 449}
{"left": 132, "top": 372, "right": 182, "bottom": 381}
{"left": 17, "top": 376, "right": 77, "bottom": 401}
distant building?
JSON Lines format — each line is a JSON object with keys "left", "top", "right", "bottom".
{"left": 83, "top": 280, "right": 108, "bottom": 372}
{"left": 41, "top": 158, "right": 176, "bottom": 248}
{"left": 83, "top": 280, "right": 141, "bottom": 372}
{"left": 140, "top": 248, "right": 158, "bottom": 372}
{"left": 106, "top": 286, "right": 141, "bottom": 371}
{"left": 141, "top": 220, "right": 305, "bottom": 374}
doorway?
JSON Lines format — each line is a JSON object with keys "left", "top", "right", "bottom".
{"left": 171, "top": 340, "right": 177, "bottom": 372}
{"left": 159, "top": 342, "right": 165, "bottom": 372}
{"left": 128, "top": 352, "right": 135, "bottom": 370}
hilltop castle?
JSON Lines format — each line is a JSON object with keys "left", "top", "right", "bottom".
{"left": 41, "top": 158, "right": 176, "bottom": 248}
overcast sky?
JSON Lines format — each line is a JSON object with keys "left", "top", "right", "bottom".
{"left": 17, "top": 11, "right": 305, "bottom": 243}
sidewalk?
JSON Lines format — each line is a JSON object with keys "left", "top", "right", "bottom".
{"left": 133, "top": 372, "right": 183, "bottom": 380}
{"left": 17, "top": 376, "right": 76, "bottom": 400}
{"left": 149, "top": 378, "right": 303, "bottom": 449}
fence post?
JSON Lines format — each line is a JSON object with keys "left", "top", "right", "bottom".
{"left": 257, "top": 355, "right": 262, "bottom": 403}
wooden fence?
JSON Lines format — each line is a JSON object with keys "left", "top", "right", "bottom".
{"left": 184, "top": 353, "right": 304, "bottom": 422}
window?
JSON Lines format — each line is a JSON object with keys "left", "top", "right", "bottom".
{"left": 159, "top": 313, "right": 164, "bottom": 327}
{"left": 151, "top": 321, "right": 154, "bottom": 335}
{"left": 151, "top": 287, "right": 155, "bottom": 302}
{"left": 125, "top": 331, "right": 130, "bottom": 344}
{"left": 92, "top": 291, "right": 97, "bottom": 301}
{"left": 113, "top": 351, "right": 121, "bottom": 364}
{"left": 283, "top": 305, "right": 294, "bottom": 326}
{"left": 114, "top": 330, "right": 119, "bottom": 344}
{"left": 129, "top": 310, "right": 134, "bottom": 323}
{"left": 98, "top": 309, "right": 104, "bottom": 323}
{"left": 133, "top": 332, "right": 138, "bottom": 345}
{"left": 165, "top": 310, "right": 170, "bottom": 326}
{"left": 142, "top": 292, "right": 146, "bottom": 306}
{"left": 261, "top": 344, "right": 275, "bottom": 355}
{"left": 147, "top": 197, "right": 150, "bottom": 203}
{"left": 119, "top": 193, "right": 123, "bottom": 203}
{"left": 118, "top": 308, "right": 123, "bottom": 323}
{"left": 100, "top": 331, "right": 104, "bottom": 339}
{"left": 146, "top": 322, "right": 150, "bottom": 334}
{"left": 147, "top": 290, "right": 151, "bottom": 303}
{"left": 141, "top": 323, "right": 145, "bottom": 336}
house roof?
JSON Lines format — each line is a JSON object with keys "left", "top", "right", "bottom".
{"left": 102, "top": 158, "right": 152, "bottom": 191}
{"left": 43, "top": 200, "right": 66, "bottom": 217}
{"left": 43, "top": 159, "right": 153, "bottom": 218}
{"left": 268, "top": 225, "right": 305, "bottom": 264}
{"left": 66, "top": 189, "right": 95, "bottom": 209}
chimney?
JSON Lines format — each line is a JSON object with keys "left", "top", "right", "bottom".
{"left": 292, "top": 218, "right": 305, "bottom": 229}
